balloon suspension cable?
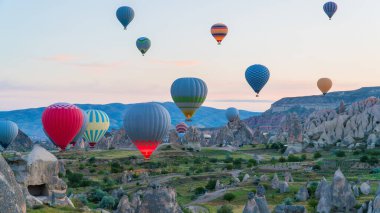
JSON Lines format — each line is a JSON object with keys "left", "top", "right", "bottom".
{"left": 142, "top": 54, "right": 145, "bottom": 56}
{"left": 124, "top": 27, "right": 127, "bottom": 30}
{"left": 217, "top": 42, "right": 221, "bottom": 45}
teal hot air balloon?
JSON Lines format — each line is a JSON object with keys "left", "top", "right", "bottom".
{"left": 0, "top": 120, "right": 19, "bottom": 150}
{"left": 226, "top": 107, "right": 239, "bottom": 122}
{"left": 136, "top": 37, "right": 151, "bottom": 56}
{"left": 124, "top": 103, "right": 171, "bottom": 159}
{"left": 116, "top": 6, "right": 135, "bottom": 30}
{"left": 245, "top": 64, "right": 270, "bottom": 97}
{"left": 171, "top": 78, "right": 208, "bottom": 121}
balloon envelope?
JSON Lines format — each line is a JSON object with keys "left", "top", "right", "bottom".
{"left": 124, "top": 103, "right": 171, "bottom": 159}
{"left": 136, "top": 37, "right": 151, "bottom": 55}
{"left": 42, "top": 103, "right": 83, "bottom": 150}
{"left": 317, "top": 78, "right": 333, "bottom": 95}
{"left": 176, "top": 122, "right": 188, "bottom": 137}
{"left": 323, "top": 2, "right": 337, "bottom": 20}
{"left": 226, "top": 107, "right": 239, "bottom": 122}
{"left": 0, "top": 120, "right": 18, "bottom": 149}
{"left": 71, "top": 110, "right": 89, "bottom": 146}
{"left": 171, "top": 77, "right": 208, "bottom": 121}
{"left": 211, "top": 23, "right": 228, "bottom": 45}
{"left": 116, "top": 6, "right": 135, "bottom": 29}
{"left": 83, "top": 110, "right": 110, "bottom": 148}
{"left": 245, "top": 64, "right": 270, "bottom": 97}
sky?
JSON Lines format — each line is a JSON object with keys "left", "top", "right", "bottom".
{"left": 0, "top": 0, "right": 380, "bottom": 112}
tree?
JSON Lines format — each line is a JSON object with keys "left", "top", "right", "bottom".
{"left": 217, "top": 205, "right": 233, "bottom": 213}
{"left": 335, "top": 150, "right": 346, "bottom": 157}
{"left": 205, "top": 179, "right": 216, "bottom": 190}
{"left": 99, "top": 196, "right": 115, "bottom": 209}
{"left": 314, "top": 152, "right": 322, "bottom": 159}
{"left": 194, "top": 187, "right": 206, "bottom": 195}
{"left": 223, "top": 193, "right": 236, "bottom": 202}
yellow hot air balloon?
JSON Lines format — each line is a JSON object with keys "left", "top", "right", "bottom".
{"left": 317, "top": 78, "right": 333, "bottom": 95}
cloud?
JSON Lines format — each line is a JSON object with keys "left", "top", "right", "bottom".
{"left": 208, "top": 99, "right": 274, "bottom": 103}
{"left": 150, "top": 59, "right": 200, "bottom": 67}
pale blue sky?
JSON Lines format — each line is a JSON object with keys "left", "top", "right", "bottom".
{"left": 0, "top": 0, "right": 380, "bottom": 111}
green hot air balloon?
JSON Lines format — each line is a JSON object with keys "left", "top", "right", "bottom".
{"left": 136, "top": 37, "right": 151, "bottom": 56}
{"left": 0, "top": 120, "right": 19, "bottom": 150}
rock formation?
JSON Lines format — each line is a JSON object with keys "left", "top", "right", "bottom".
{"left": 295, "top": 186, "right": 309, "bottom": 201}
{"left": 360, "top": 181, "right": 371, "bottom": 195}
{"left": 209, "top": 119, "right": 255, "bottom": 147}
{"left": 183, "top": 126, "right": 203, "bottom": 151}
{"left": 273, "top": 205, "right": 306, "bottom": 213}
{"left": 271, "top": 173, "right": 280, "bottom": 189}
{"left": 284, "top": 172, "right": 294, "bottom": 182}
{"left": 279, "top": 181, "right": 289, "bottom": 193}
{"left": 116, "top": 186, "right": 183, "bottom": 213}
{"left": 316, "top": 169, "right": 356, "bottom": 212}
{"left": 243, "top": 192, "right": 270, "bottom": 213}
{"left": 6, "top": 145, "right": 72, "bottom": 208}
{"left": 6, "top": 130, "right": 33, "bottom": 152}
{"left": 0, "top": 154, "right": 26, "bottom": 213}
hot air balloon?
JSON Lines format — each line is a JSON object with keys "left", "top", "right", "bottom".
{"left": 226, "top": 107, "right": 239, "bottom": 122}
{"left": 176, "top": 122, "right": 188, "bottom": 138}
{"left": 70, "top": 110, "right": 88, "bottom": 147}
{"left": 211, "top": 23, "right": 228, "bottom": 45}
{"left": 136, "top": 37, "right": 151, "bottom": 56}
{"left": 171, "top": 77, "right": 208, "bottom": 121}
{"left": 83, "top": 110, "right": 110, "bottom": 148}
{"left": 323, "top": 2, "right": 337, "bottom": 20}
{"left": 124, "top": 103, "right": 171, "bottom": 159}
{"left": 317, "top": 78, "right": 333, "bottom": 95}
{"left": 0, "top": 120, "right": 18, "bottom": 150}
{"left": 42, "top": 103, "right": 83, "bottom": 150}
{"left": 245, "top": 64, "right": 270, "bottom": 97}
{"left": 116, "top": 6, "right": 135, "bottom": 30}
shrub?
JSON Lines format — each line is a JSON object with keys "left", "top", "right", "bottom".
{"left": 360, "top": 155, "right": 369, "bottom": 163}
{"left": 88, "top": 156, "right": 96, "bottom": 164}
{"left": 314, "top": 152, "right": 322, "bottom": 159}
{"left": 353, "top": 150, "right": 361, "bottom": 155}
{"left": 368, "top": 156, "right": 379, "bottom": 166}
{"left": 89, "top": 168, "right": 96, "bottom": 173}
{"left": 194, "top": 187, "right": 206, "bottom": 195}
{"left": 205, "top": 179, "right": 216, "bottom": 190}
{"left": 312, "top": 165, "right": 321, "bottom": 171}
{"left": 225, "top": 164, "right": 233, "bottom": 170}
{"left": 210, "top": 158, "right": 218, "bottom": 163}
{"left": 287, "top": 154, "right": 301, "bottom": 162}
{"left": 110, "top": 162, "right": 124, "bottom": 173}
{"left": 283, "top": 197, "right": 293, "bottom": 205}
{"left": 223, "top": 193, "right": 236, "bottom": 202}
{"left": 308, "top": 199, "right": 318, "bottom": 209}
{"left": 66, "top": 172, "right": 92, "bottom": 188}
{"left": 194, "top": 158, "right": 202, "bottom": 164}
{"left": 301, "top": 154, "right": 307, "bottom": 161}
{"left": 279, "top": 156, "right": 287, "bottom": 162}
{"left": 99, "top": 195, "right": 115, "bottom": 209}
{"left": 224, "top": 156, "right": 233, "bottom": 163}
{"left": 79, "top": 164, "right": 85, "bottom": 170}
{"left": 217, "top": 205, "right": 233, "bottom": 213}
{"left": 335, "top": 150, "right": 346, "bottom": 157}
{"left": 88, "top": 188, "right": 108, "bottom": 202}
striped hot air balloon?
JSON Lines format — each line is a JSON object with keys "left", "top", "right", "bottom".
{"left": 83, "top": 110, "right": 110, "bottom": 148}
{"left": 136, "top": 37, "right": 151, "bottom": 56}
{"left": 323, "top": 2, "right": 337, "bottom": 20}
{"left": 124, "top": 103, "right": 171, "bottom": 159}
{"left": 42, "top": 103, "right": 83, "bottom": 150}
{"left": 70, "top": 110, "right": 88, "bottom": 147}
{"left": 171, "top": 77, "right": 208, "bottom": 121}
{"left": 211, "top": 23, "right": 228, "bottom": 45}
{"left": 245, "top": 64, "right": 270, "bottom": 97}
{"left": 116, "top": 6, "right": 135, "bottom": 30}
{"left": 0, "top": 120, "right": 19, "bottom": 150}
{"left": 176, "top": 122, "right": 188, "bottom": 138}
{"left": 226, "top": 107, "right": 239, "bottom": 122}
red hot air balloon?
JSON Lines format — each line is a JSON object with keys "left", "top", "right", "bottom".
{"left": 42, "top": 103, "right": 83, "bottom": 150}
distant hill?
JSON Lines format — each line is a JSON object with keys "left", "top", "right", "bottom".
{"left": 245, "top": 86, "right": 380, "bottom": 131}
{"left": 271, "top": 87, "right": 380, "bottom": 113}
{"left": 0, "top": 102, "right": 260, "bottom": 140}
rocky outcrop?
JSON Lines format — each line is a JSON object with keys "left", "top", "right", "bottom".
{"left": 6, "top": 130, "right": 33, "bottom": 152}
{"left": 243, "top": 192, "right": 270, "bottom": 213}
{"left": 97, "top": 129, "right": 133, "bottom": 150}
{"left": 271, "top": 174, "right": 280, "bottom": 189}
{"left": 279, "top": 181, "right": 289, "bottom": 193}
{"left": 284, "top": 172, "right": 294, "bottom": 182}
{"left": 360, "top": 181, "right": 371, "bottom": 195}
{"left": 209, "top": 119, "right": 255, "bottom": 147}
{"left": 304, "top": 97, "right": 380, "bottom": 148}
{"left": 6, "top": 145, "right": 71, "bottom": 208}
{"left": 0, "top": 154, "right": 26, "bottom": 213}
{"left": 273, "top": 205, "right": 306, "bottom": 213}
{"left": 295, "top": 186, "right": 309, "bottom": 201}
{"left": 316, "top": 169, "right": 356, "bottom": 212}
{"left": 183, "top": 126, "right": 203, "bottom": 151}
{"left": 116, "top": 186, "right": 183, "bottom": 213}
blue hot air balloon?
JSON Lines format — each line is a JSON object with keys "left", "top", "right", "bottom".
{"left": 116, "top": 6, "right": 135, "bottom": 30}
{"left": 136, "top": 37, "right": 151, "bottom": 56}
{"left": 171, "top": 78, "right": 208, "bottom": 121}
{"left": 323, "top": 2, "right": 337, "bottom": 20}
{"left": 0, "top": 120, "right": 19, "bottom": 150}
{"left": 245, "top": 64, "right": 270, "bottom": 97}
{"left": 226, "top": 107, "right": 239, "bottom": 122}
{"left": 124, "top": 103, "right": 171, "bottom": 159}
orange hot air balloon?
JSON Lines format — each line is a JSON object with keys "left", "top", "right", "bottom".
{"left": 317, "top": 78, "right": 333, "bottom": 95}
{"left": 211, "top": 23, "right": 228, "bottom": 45}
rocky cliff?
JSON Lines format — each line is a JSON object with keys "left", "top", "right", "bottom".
{"left": 209, "top": 119, "right": 255, "bottom": 147}
{"left": 6, "top": 130, "right": 34, "bottom": 152}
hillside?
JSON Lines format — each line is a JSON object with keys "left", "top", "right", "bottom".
{"left": 0, "top": 102, "right": 259, "bottom": 140}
